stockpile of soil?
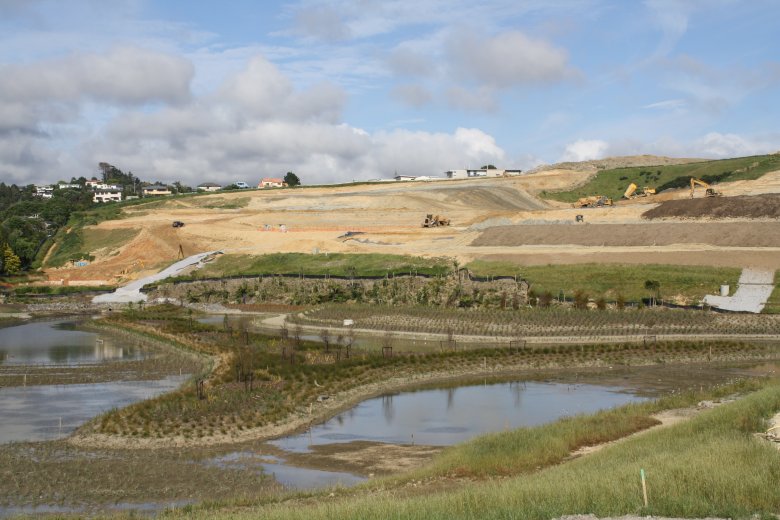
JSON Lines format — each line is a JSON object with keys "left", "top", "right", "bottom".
{"left": 643, "top": 193, "right": 780, "bottom": 219}
{"left": 471, "top": 222, "right": 780, "bottom": 247}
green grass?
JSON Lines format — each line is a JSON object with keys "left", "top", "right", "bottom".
{"left": 13, "top": 284, "right": 115, "bottom": 296}
{"left": 178, "top": 379, "right": 780, "bottom": 520}
{"left": 764, "top": 283, "right": 780, "bottom": 314}
{"left": 466, "top": 261, "right": 740, "bottom": 302}
{"left": 543, "top": 154, "right": 780, "bottom": 202}
{"left": 82, "top": 227, "right": 139, "bottom": 253}
{"left": 197, "top": 253, "right": 452, "bottom": 278}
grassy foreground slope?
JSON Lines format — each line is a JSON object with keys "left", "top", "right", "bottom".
{"left": 543, "top": 154, "right": 780, "bottom": 203}
{"left": 181, "top": 380, "right": 780, "bottom": 520}
{"left": 467, "top": 261, "right": 739, "bottom": 302}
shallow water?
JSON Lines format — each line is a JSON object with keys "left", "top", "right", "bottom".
{"left": 0, "top": 319, "right": 142, "bottom": 366}
{"left": 0, "top": 375, "right": 188, "bottom": 444}
{"left": 272, "top": 380, "right": 643, "bottom": 454}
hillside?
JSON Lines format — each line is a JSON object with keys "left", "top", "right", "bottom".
{"left": 542, "top": 154, "right": 780, "bottom": 202}
{"left": 38, "top": 154, "right": 780, "bottom": 287}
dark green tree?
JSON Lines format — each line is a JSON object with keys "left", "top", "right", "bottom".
{"left": 284, "top": 172, "right": 300, "bottom": 187}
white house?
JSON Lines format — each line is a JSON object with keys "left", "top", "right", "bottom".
{"left": 394, "top": 175, "right": 416, "bottom": 181}
{"left": 57, "top": 183, "right": 81, "bottom": 190}
{"left": 93, "top": 188, "right": 123, "bottom": 203}
{"left": 85, "top": 178, "right": 101, "bottom": 189}
{"left": 258, "top": 177, "right": 287, "bottom": 188}
{"left": 446, "top": 167, "right": 522, "bottom": 179}
{"left": 197, "top": 182, "right": 222, "bottom": 192}
{"left": 142, "top": 184, "right": 172, "bottom": 197}
{"left": 34, "top": 185, "right": 54, "bottom": 199}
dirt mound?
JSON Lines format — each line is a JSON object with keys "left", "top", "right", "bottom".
{"left": 471, "top": 222, "right": 780, "bottom": 247}
{"left": 531, "top": 155, "right": 705, "bottom": 174}
{"left": 643, "top": 193, "right": 780, "bottom": 219}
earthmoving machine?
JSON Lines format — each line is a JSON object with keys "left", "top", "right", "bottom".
{"left": 622, "top": 183, "right": 656, "bottom": 199}
{"left": 574, "top": 196, "right": 613, "bottom": 208}
{"left": 689, "top": 178, "right": 721, "bottom": 198}
{"left": 422, "top": 214, "right": 451, "bottom": 227}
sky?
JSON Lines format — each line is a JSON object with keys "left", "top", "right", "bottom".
{"left": 1, "top": 0, "right": 779, "bottom": 186}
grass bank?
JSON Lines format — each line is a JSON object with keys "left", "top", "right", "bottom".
{"left": 177, "top": 378, "right": 780, "bottom": 520}
{"left": 542, "top": 154, "right": 780, "bottom": 203}
{"left": 195, "top": 253, "right": 451, "bottom": 279}
{"left": 466, "top": 261, "right": 739, "bottom": 302}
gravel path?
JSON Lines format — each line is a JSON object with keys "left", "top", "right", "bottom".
{"left": 92, "top": 250, "right": 221, "bottom": 304}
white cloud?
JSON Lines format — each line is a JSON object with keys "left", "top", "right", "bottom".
{"left": 693, "top": 132, "right": 778, "bottom": 158}
{"left": 391, "top": 84, "right": 433, "bottom": 108}
{"left": 445, "top": 86, "right": 498, "bottom": 112}
{"left": 560, "top": 139, "right": 609, "bottom": 162}
{"left": 0, "top": 46, "right": 193, "bottom": 106}
{"left": 643, "top": 99, "right": 686, "bottom": 111}
{"left": 447, "top": 30, "right": 575, "bottom": 88}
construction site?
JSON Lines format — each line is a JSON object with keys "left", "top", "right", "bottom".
{"left": 41, "top": 154, "right": 780, "bottom": 289}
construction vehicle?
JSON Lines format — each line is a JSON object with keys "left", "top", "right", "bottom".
{"left": 623, "top": 183, "right": 657, "bottom": 199}
{"left": 689, "top": 178, "right": 721, "bottom": 198}
{"left": 422, "top": 214, "right": 451, "bottom": 227}
{"left": 574, "top": 196, "right": 613, "bottom": 208}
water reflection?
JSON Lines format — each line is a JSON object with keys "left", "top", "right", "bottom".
{"left": 272, "top": 381, "right": 643, "bottom": 453}
{"left": 0, "top": 375, "right": 188, "bottom": 444}
{"left": 0, "top": 319, "right": 142, "bottom": 366}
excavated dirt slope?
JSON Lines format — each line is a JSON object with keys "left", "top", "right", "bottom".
{"left": 643, "top": 193, "right": 780, "bottom": 220}
{"left": 471, "top": 222, "right": 780, "bottom": 248}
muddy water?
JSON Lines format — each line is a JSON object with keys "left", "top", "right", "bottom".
{"left": 0, "top": 319, "right": 142, "bottom": 365}
{"left": 273, "top": 381, "right": 643, "bottom": 453}
{"left": 204, "top": 380, "right": 644, "bottom": 491}
{"left": 0, "top": 375, "right": 188, "bottom": 443}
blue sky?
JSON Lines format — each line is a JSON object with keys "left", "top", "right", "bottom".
{"left": 1, "top": 0, "right": 778, "bottom": 185}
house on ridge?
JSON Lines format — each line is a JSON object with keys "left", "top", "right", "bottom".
{"left": 258, "top": 178, "right": 287, "bottom": 188}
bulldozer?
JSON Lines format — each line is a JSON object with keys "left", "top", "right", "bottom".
{"left": 690, "top": 178, "right": 721, "bottom": 198}
{"left": 623, "top": 183, "right": 656, "bottom": 199}
{"left": 574, "top": 196, "right": 613, "bottom": 208}
{"left": 422, "top": 214, "right": 451, "bottom": 227}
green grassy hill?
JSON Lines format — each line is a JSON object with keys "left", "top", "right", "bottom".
{"left": 543, "top": 154, "right": 780, "bottom": 203}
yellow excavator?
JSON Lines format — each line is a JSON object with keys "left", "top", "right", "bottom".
{"left": 689, "top": 178, "right": 721, "bottom": 198}
{"left": 623, "top": 183, "right": 657, "bottom": 199}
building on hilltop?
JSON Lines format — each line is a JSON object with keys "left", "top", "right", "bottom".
{"left": 197, "top": 182, "right": 222, "bottom": 192}
{"left": 33, "top": 185, "right": 54, "bottom": 198}
{"left": 445, "top": 167, "right": 522, "bottom": 179}
{"left": 258, "top": 178, "right": 287, "bottom": 188}
{"left": 142, "top": 184, "right": 172, "bottom": 197}
{"left": 93, "top": 188, "right": 123, "bottom": 203}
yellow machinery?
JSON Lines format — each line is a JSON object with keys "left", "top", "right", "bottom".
{"left": 422, "top": 214, "right": 451, "bottom": 227}
{"left": 623, "top": 183, "right": 656, "bottom": 199}
{"left": 574, "top": 196, "right": 613, "bottom": 208}
{"left": 690, "top": 178, "right": 721, "bottom": 198}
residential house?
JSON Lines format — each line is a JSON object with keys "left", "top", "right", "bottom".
{"left": 197, "top": 182, "right": 222, "bottom": 192}
{"left": 33, "top": 185, "right": 54, "bottom": 199}
{"left": 57, "top": 183, "right": 81, "bottom": 190}
{"left": 85, "top": 178, "right": 101, "bottom": 189}
{"left": 394, "top": 175, "right": 416, "bottom": 182}
{"left": 93, "top": 188, "right": 123, "bottom": 203}
{"left": 142, "top": 184, "right": 172, "bottom": 197}
{"left": 258, "top": 177, "right": 287, "bottom": 188}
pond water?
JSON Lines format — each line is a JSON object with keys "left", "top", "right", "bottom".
{"left": 0, "top": 319, "right": 142, "bottom": 366}
{"left": 0, "top": 375, "right": 189, "bottom": 444}
{"left": 206, "top": 379, "right": 644, "bottom": 491}
{"left": 272, "top": 380, "right": 643, "bottom": 454}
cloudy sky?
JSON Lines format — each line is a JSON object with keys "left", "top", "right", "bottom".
{"left": 1, "top": 0, "right": 778, "bottom": 186}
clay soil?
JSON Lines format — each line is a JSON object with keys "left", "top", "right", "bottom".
{"left": 471, "top": 221, "right": 780, "bottom": 248}
{"left": 43, "top": 166, "right": 780, "bottom": 284}
{"left": 643, "top": 193, "right": 780, "bottom": 220}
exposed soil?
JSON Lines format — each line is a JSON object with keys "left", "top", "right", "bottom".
{"left": 471, "top": 222, "right": 780, "bottom": 247}
{"left": 282, "top": 441, "right": 442, "bottom": 476}
{"left": 643, "top": 193, "right": 780, "bottom": 220}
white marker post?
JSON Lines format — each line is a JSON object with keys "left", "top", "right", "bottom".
{"left": 640, "top": 468, "right": 648, "bottom": 507}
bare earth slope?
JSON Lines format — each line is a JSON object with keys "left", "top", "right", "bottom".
{"left": 43, "top": 162, "right": 780, "bottom": 284}
{"left": 643, "top": 193, "right": 780, "bottom": 219}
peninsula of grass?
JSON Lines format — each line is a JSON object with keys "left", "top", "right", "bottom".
{"left": 542, "top": 153, "right": 780, "bottom": 203}
{"left": 466, "top": 261, "right": 739, "bottom": 302}
{"left": 82, "top": 305, "right": 778, "bottom": 446}
{"left": 177, "top": 377, "right": 780, "bottom": 520}
{"left": 192, "top": 253, "right": 451, "bottom": 279}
